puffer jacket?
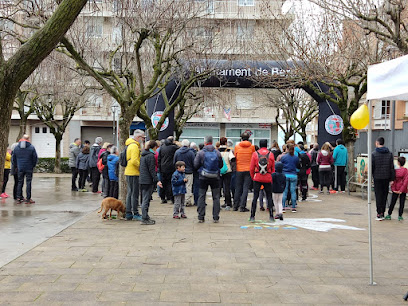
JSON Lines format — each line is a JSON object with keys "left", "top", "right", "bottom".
{"left": 124, "top": 138, "right": 141, "bottom": 176}
{"left": 76, "top": 153, "right": 89, "bottom": 170}
{"left": 12, "top": 140, "right": 38, "bottom": 172}
{"left": 89, "top": 144, "right": 101, "bottom": 168}
{"left": 4, "top": 151, "right": 11, "bottom": 169}
{"left": 139, "top": 149, "right": 158, "bottom": 185}
{"left": 173, "top": 146, "right": 195, "bottom": 174}
{"left": 68, "top": 143, "right": 81, "bottom": 168}
{"left": 234, "top": 141, "right": 255, "bottom": 172}
{"left": 107, "top": 154, "right": 119, "bottom": 181}
{"left": 372, "top": 147, "right": 395, "bottom": 180}
{"left": 159, "top": 139, "right": 179, "bottom": 174}
{"left": 171, "top": 170, "right": 186, "bottom": 196}
{"left": 249, "top": 147, "right": 275, "bottom": 183}
{"left": 391, "top": 167, "right": 408, "bottom": 193}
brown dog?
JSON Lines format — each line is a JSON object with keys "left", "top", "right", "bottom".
{"left": 98, "top": 197, "right": 125, "bottom": 219}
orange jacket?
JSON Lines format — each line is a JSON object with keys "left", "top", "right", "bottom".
{"left": 234, "top": 141, "right": 255, "bottom": 172}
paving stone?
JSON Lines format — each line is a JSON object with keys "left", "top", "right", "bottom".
{"left": 0, "top": 291, "right": 42, "bottom": 302}
{"left": 160, "top": 291, "right": 220, "bottom": 303}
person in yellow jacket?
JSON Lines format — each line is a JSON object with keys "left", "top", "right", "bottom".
{"left": 124, "top": 129, "right": 146, "bottom": 220}
{"left": 1, "top": 144, "right": 12, "bottom": 198}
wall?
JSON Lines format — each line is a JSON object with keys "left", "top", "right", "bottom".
{"left": 81, "top": 127, "right": 114, "bottom": 145}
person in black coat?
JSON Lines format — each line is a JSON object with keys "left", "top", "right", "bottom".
{"left": 272, "top": 162, "right": 286, "bottom": 220}
{"left": 158, "top": 137, "right": 179, "bottom": 204}
{"left": 100, "top": 144, "right": 112, "bottom": 198}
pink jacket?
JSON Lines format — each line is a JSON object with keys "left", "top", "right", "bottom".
{"left": 391, "top": 167, "right": 408, "bottom": 193}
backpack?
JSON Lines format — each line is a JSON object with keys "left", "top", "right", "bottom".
{"left": 97, "top": 158, "right": 105, "bottom": 173}
{"left": 119, "top": 143, "right": 135, "bottom": 168}
{"left": 257, "top": 151, "right": 270, "bottom": 175}
{"left": 220, "top": 157, "right": 228, "bottom": 175}
{"left": 201, "top": 149, "right": 219, "bottom": 179}
{"left": 299, "top": 152, "right": 311, "bottom": 170}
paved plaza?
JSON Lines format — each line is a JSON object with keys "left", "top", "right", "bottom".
{"left": 0, "top": 176, "right": 407, "bottom": 305}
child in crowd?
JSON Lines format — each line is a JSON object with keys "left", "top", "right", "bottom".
{"left": 272, "top": 162, "right": 286, "bottom": 220}
{"left": 76, "top": 146, "right": 90, "bottom": 192}
{"left": 107, "top": 146, "right": 120, "bottom": 199}
{"left": 386, "top": 156, "right": 408, "bottom": 221}
{"left": 171, "top": 161, "right": 188, "bottom": 219}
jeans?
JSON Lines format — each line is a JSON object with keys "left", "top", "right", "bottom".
{"left": 126, "top": 175, "right": 140, "bottom": 217}
{"left": 78, "top": 169, "right": 88, "bottom": 189}
{"left": 174, "top": 194, "right": 185, "bottom": 216}
{"left": 374, "top": 179, "right": 390, "bottom": 216}
{"left": 311, "top": 165, "right": 319, "bottom": 188}
{"left": 109, "top": 180, "right": 119, "bottom": 199}
{"left": 230, "top": 171, "right": 236, "bottom": 200}
{"left": 140, "top": 184, "right": 154, "bottom": 220}
{"left": 2, "top": 169, "right": 10, "bottom": 193}
{"left": 251, "top": 182, "right": 273, "bottom": 219}
{"left": 71, "top": 167, "right": 78, "bottom": 190}
{"left": 388, "top": 192, "right": 406, "bottom": 217}
{"left": 17, "top": 170, "right": 33, "bottom": 200}
{"left": 233, "top": 171, "right": 252, "bottom": 209}
{"left": 197, "top": 178, "right": 220, "bottom": 221}
{"left": 90, "top": 167, "right": 100, "bottom": 192}
{"left": 193, "top": 171, "right": 199, "bottom": 205}
{"left": 282, "top": 176, "right": 297, "bottom": 209}
{"left": 334, "top": 166, "right": 346, "bottom": 191}
{"left": 220, "top": 172, "right": 232, "bottom": 206}
{"left": 319, "top": 169, "right": 331, "bottom": 191}
{"left": 161, "top": 172, "right": 173, "bottom": 202}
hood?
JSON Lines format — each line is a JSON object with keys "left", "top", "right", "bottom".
{"left": 92, "top": 143, "right": 100, "bottom": 147}
{"left": 337, "top": 145, "right": 346, "bottom": 151}
{"left": 141, "top": 149, "right": 154, "bottom": 157}
{"left": 376, "top": 147, "right": 390, "bottom": 154}
{"left": 178, "top": 146, "right": 190, "bottom": 154}
{"left": 125, "top": 138, "right": 137, "bottom": 146}
{"left": 321, "top": 150, "right": 329, "bottom": 156}
{"left": 203, "top": 144, "right": 216, "bottom": 151}
{"left": 18, "top": 141, "right": 31, "bottom": 149}
{"left": 239, "top": 140, "right": 252, "bottom": 148}
{"left": 275, "top": 162, "right": 283, "bottom": 173}
{"left": 70, "top": 143, "right": 78, "bottom": 149}
{"left": 108, "top": 154, "right": 118, "bottom": 160}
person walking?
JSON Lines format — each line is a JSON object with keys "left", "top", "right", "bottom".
{"left": 233, "top": 132, "right": 255, "bottom": 212}
{"left": 89, "top": 137, "right": 103, "bottom": 193}
{"left": 218, "top": 137, "right": 234, "bottom": 210}
{"left": 249, "top": 139, "right": 275, "bottom": 222}
{"left": 309, "top": 143, "right": 319, "bottom": 190}
{"left": 317, "top": 142, "right": 334, "bottom": 194}
{"left": 124, "top": 129, "right": 145, "bottom": 221}
{"left": 280, "top": 144, "right": 299, "bottom": 212}
{"left": 76, "top": 146, "right": 90, "bottom": 192}
{"left": 68, "top": 138, "right": 81, "bottom": 191}
{"left": 1, "top": 145, "right": 12, "bottom": 198}
{"left": 158, "top": 136, "right": 179, "bottom": 204}
{"left": 372, "top": 137, "right": 395, "bottom": 221}
{"left": 139, "top": 140, "right": 162, "bottom": 225}
{"left": 385, "top": 156, "right": 407, "bottom": 221}
{"left": 333, "top": 139, "right": 348, "bottom": 193}
{"left": 12, "top": 135, "right": 38, "bottom": 204}
{"left": 194, "top": 135, "right": 223, "bottom": 223}
{"left": 107, "top": 146, "right": 120, "bottom": 199}
{"left": 272, "top": 162, "right": 286, "bottom": 220}
{"left": 174, "top": 139, "right": 195, "bottom": 206}
{"left": 172, "top": 161, "right": 188, "bottom": 219}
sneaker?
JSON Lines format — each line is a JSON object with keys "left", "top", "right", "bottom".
{"left": 382, "top": 215, "right": 385, "bottom": 220}
{"left": 81, "top": 189, "right": 88, "bottom": 192}
{"left": 233, "top": 207, "right": 238, "bottom": 211}
{"left": 274, "top": 215, "right": 280, "bottom": 219}
{"left": 319, "top": 190, "right": 323, "bottom": 194}
{"left": 260, "top": 207, "right": 265, "bottom": 211}
{"left": 133, "top": 215, "right": 142, "bottom": 221}
{"left": 221, "top": 204, "right": 227, "bottom": 208}
{"left": 0, "top": 193, "right": 8, "bottom": 198}
{"left": 213, "top": 219, "right": 219, "bottom": 223}
{"left": 125, "top": 215, "right": 133, "bottom": 221}
{"left": 279, "top": 214, "right": 284, "bottom": 220}
{"left": 240, "top": 207, "right": 250, "bottom": 212}
{"left": 291, "top": 208, "right": 296, "bottom": 213}
{"left": 71, "top": 188, "right": 78, "bottom": 192}
{"left": 93, "top": 191, "right": 102, "bottom": 194}
{"left": 225, "top": 206, "right": 231, "bottom": 211}
{"left": 375, "top": 214, "right": 383, "bottom": 221}
{"left": 248, "top": 217, "right": 255, "bottom": 222}
{"left": 269, "top": 217, "right": 275, "bottom": 222}
{"left": 161, "top": 199, "right": 167, "bottom": 204}
{"left": 25, "top": 199, "right": 35, "bottom": 204}
{"left": 141, "top": 219, "right": 155, "bottom": 225}
{"left": 384, "top": 215, "right": 391, "bottom": 220}
{"left": 282, "top": 208, "right": 286, "bottom": 213}
{"left": 173, "top": 215, "right": 180, "bottom": 219}
{"left": 341, "top": 191, "right": 346, "bottom": 193}
{"left": 311, "top": 187, "right": 318, "bottom": 190}
{"left": 15, "top": 198, "right": 24, "bottom": 204}
{"left": 398, "top": 216, "right": 404, "bottom": 221}
{"left": 198, "top": 219, "right": 204, "bottom": 223}
{"left": 180, "top": 214, "right": 187, "bottom": 219}
{"left": 326, "top": 191, "right": 331, "bottom": 195}
{"left": 330, "top": 190, "right": 338, "bottom": 194}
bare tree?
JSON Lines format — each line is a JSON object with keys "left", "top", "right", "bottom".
{"left": 13, "top": 89, "right": 38, "bottom": 142}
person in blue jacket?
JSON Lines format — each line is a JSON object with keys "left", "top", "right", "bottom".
{"left": 171, "top": 161, "right": 188, "bottom": 219}
{"left": 107, "top": 146, "right": 120, "bottom": 199}
{"left": 174, "top": 139, "right": 195, "bottom": 206}
{"left": 333, "top": 139, "right": 348, "bottom": 192}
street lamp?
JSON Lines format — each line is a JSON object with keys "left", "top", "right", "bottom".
{"left": 111, "top": 104, "right": 120, "bottom": 147}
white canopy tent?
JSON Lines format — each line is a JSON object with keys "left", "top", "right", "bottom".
{"left": 366, "top": 54, "right": 408, "bottom": 285}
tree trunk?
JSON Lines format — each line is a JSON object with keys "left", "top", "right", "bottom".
{"left": 0, "top": 88, "right": 15, "bottom": 185}
{"left": 54, "top": 134, "right": 62, "bottom": 174}
{"left": 346, "top": 140, "right": 356, "bottom": 192}
{"left": 175, "top": 127, "right": 182, "bottom": 141}
{"left": 118, "top": 116, "right": 132, "bottom": 202}
{"left": 16, "top": 121, "right": 27, "bottom": 143}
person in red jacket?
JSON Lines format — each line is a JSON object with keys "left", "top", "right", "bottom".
{"left": 317, "top": 142, "right": 334, "bottom": 194}
{"left": 385, "top": 156, "right": 408, "bottom": 221}
{"left": 249, "top": 139, "right": 275, "bottom": 222}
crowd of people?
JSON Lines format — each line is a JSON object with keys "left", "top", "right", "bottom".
{"left": 1, "top": 132, "right": 405, "bottom": 223}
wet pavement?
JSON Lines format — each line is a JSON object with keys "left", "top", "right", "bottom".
{"left": 0, "top": 175, "right": 99, "bottom": 268}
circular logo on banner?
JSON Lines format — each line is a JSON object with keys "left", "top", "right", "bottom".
{"left": 151, "top": 111, "right": 169, "bottom": 132}
{"left": 325, "top": 115, "right": 343, "bottom": 136}
{"left": 244, "top": 129, "right": 253, "bottom": 136}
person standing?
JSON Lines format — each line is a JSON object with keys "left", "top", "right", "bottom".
{"left": 76, "top": 146, "right": 90, "bottom": 192}
{"left": 174, "top": 139, "right": 195, "bottom": 206}
{"left": 272, "top": 162, "right": 286, "bottom": 220}
{"left": 280, "top": 144, "right": 299, "bottom": 212}
{"left": 298, "top": 145, "right": 311, "bottom": 201}
{"left": 309, "top": 143, "right": 319, "bottom": 190}
{"left": 372, "top": 137, "right": 395, "bottom": 221}
{"left": 172, "top": 161, "right": 188, "bottom": 219}
{"left": 270, "top": 141, "right": 282, "bottom": 161}
{"left": 190, "top": 142, "right": 200, "bottom": 206}
{"left": 107, "top": 146, "right": 120, "bottom": 199}
{"left": 124, "top": 129, "right": 145, "bottom": 221}
{"left": 333, "top": 139, "right": 348, "bottom": 193}
{"left": 100, "top": 143, "right": 112, "bottom": 198}
{"left": 139, "top": 140, "right": 162, "bottom": 225}
{"left": 249, "top": 139, "right": 275, "bottom": 222}
{"left": 158, "top": 136, "right": 179, "bottom": 204}
{"left": 68, "top": 138, "right": 81, "bottom": 191}
{"left": 10, "top": 143, "right": 19, "bottom": 200}
{"left": 194, "top": 135, "right": 223, "bottom": 223}
{"left": 233, "top": 132, "right": 255, "bottom": 212}
{"left": 317, "top": 142, "right": 334, "bottom": 194}
{"left": 12, "top": 135, "right": 38, "bottom": 204}
{"left": 385, "top": 156, "right": 407, "bottom": 221}
{"left": 218, "top": 137, "right": 234, "bottom": 210}
{"left": 89, "top": 137, "right": 103, "bottom": 193}
{"left": 1, "top": 145, "right": 12, "bottom": 198}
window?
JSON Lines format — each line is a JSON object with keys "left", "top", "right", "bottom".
{"left": 405, "top": 101, "right": 408, "bottom": 116}
{"left": 238, "top": 0, "right": 254, "bottom": 6}
{"left": 86, "top": 17, "right": 103, "bottom": 38}
{"left": 236, "top": 93, "right": 253, "bottom": 110}
{"left": 237, "top": 22, "right": 254, "bottom": 41}
{"left": 381, "top": 100, "right": 391, "bottom": 119}
{"left": 42, "top": 127, "right": 47, "bottom": 133}
{"left": 113, "top": 57, "right": 122, "bottom": 72}
{"left": 112, "top": 26, "right": 122, "bottom": 43}
{"left": 180, "top": 128, "right": 219, "bottom": 144}
{"left": 226, "top": 128, "right": 270, "bottom": 146}
{"left": 196, "top": 27, "right": 213, "bottom": 45}
{"left": 88, "top": 94, "right": 103, "bottom": 108}
{"left": 35, "top": 127, "right": 40, "bottom": 134}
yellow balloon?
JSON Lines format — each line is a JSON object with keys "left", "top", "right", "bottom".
{"left": 350, "top": 104, "right": 369, "bottom": 129}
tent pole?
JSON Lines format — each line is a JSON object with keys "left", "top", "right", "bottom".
{"left": 367, "top": 100, "right": 375, "bottom": 285}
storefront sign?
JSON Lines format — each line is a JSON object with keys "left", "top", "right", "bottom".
{"left": 325, "top": 115, "right": 343, "bottom": 136}
{"left": 185, "top": 122, "right": 219, "bottom": 128}
{"left": 151, "top": 111, "right": 169, "bottom": 131}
